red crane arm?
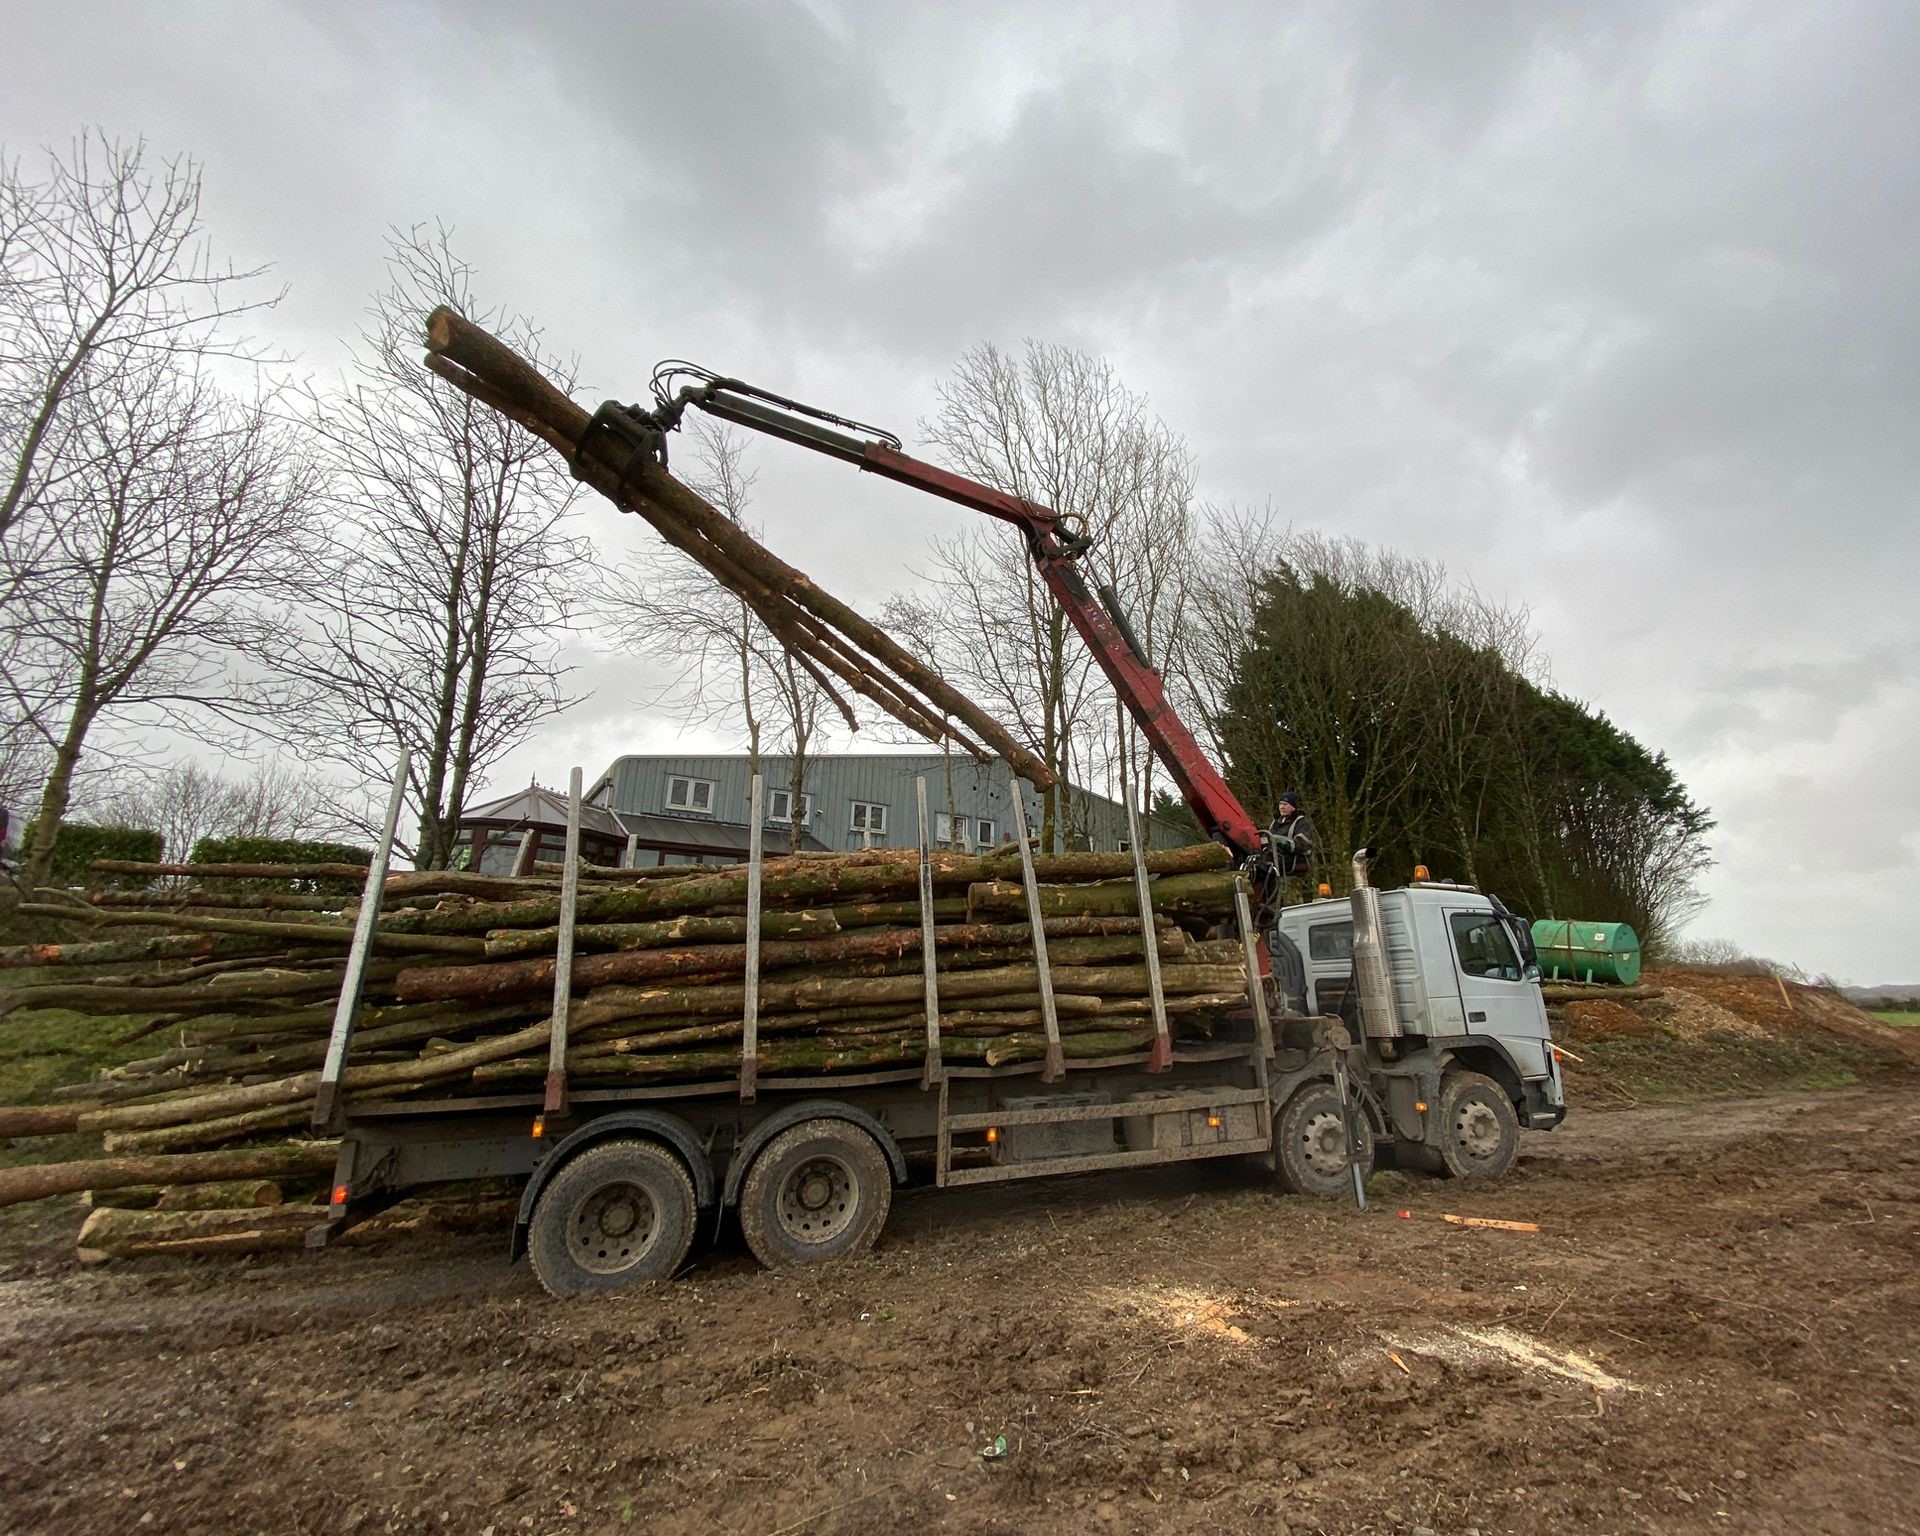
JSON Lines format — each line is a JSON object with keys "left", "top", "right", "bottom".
{"left": 670, "top": 377, "right": 1263, "bottom": 857}
{"left": 859, "top": 445, "right": 1262, "bottom": 857}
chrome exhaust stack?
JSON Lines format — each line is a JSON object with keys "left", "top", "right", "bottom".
{"left": 1349, "top": 848, "right": 1404, "bottom": 1039}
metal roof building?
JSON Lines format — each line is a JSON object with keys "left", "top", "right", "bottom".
{"left": 588, "top": 751, "right": 1191, "bottom": 868}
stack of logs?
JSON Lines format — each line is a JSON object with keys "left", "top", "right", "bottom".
{"left": 0, "top": 842, "right": 1251, "bottom": 1255}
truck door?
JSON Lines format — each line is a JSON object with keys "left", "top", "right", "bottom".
{"left": 1442, "top": 906, "right": 1550, "bottom": 1078}
{"left": 1303, "top": 917, "right": 1354, "bottom": 1017}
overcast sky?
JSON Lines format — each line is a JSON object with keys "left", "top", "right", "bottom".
{"left": 5, "top": 1, "right": 1915, "bottom": 981}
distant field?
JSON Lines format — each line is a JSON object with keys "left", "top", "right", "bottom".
{"left": 1871, "top": 1010, "right": 1920, "bottom": 1027}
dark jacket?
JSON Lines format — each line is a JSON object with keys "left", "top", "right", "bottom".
{"left": 1267, "top": 810, "right": 1316, "bottom": 876}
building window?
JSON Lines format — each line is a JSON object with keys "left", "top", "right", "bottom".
{"left": 767, "top": 790, "right": 813, "bottom": 825}
{"left": 975, "top": 818, "right": 997, "bottom": 846}
{"left": 666, "top": 776, "right": 715, "bottom": 815}
{"left": 850, "top": 801, "right": 887, "bottom": 847}
{"left": 934, "top": 812, "right": 972, "bottom": 850}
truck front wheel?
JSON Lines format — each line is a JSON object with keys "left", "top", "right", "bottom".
{"left": 527, "top": 1140, "right": 698, "bottom": 1297}
{"left": 1274, "top": 1080, "right": 1373, "bottom": 1198}
{"left": 739, "top": 1118, "right": 892, "bottom": 1269}
{"left": 1434, "top": 1071, "right": 1520, "bottom": 1179}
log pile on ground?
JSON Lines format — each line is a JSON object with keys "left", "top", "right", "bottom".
{"left": 0, "top": 842, "right": 1252, "bottom": 1236}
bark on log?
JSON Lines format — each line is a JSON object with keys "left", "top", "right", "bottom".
{"left": 0, "top": 1142, "right": 338, "bottom": 1210}
{"left": 14, "top": 906, "right": 486, "bottom": 956}
{"left": 966, "top": 871, "right": 1239, "bottom": 920}
{"left": 0, "top": 1104, "right": 83, "bottom": 1138}
{"left": 0, "top": 933, "right": 276, "bottom": 970}
{"left": 89, "top": 860, "right": 372, "bottom": 881}
{"left": 0, "top": 966, "right": 405, "bottom": 1019}
{"left": 75, "top": 1195, "right": 515, "bottom": 1261}
{"left": 573, "top": 961, "right": 1246, "bottom": 1029}
{"left": 481, "top": 908, "right": 842, "bottom": 959}
{"left": 85, "top": 890, "right": 348, "bottom": 913}
{"left": 101, "top": 1101, "right": 320, "bottom": 1155}
{"left": 154, "top": 1179, "right": 284, "bottom": 1210}
{"left": 401, "top": 919, "right": 1182, "bottom": 1002}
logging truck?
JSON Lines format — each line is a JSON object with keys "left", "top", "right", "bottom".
{"left": 310, "top": 350, "right": 1567, "bottom": 1296}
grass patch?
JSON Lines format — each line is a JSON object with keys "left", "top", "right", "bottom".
{"left": 0, "top": 1003, "right": 159, "bottom": 1252}
{"left": 1870, "top": 1010, "right": 1920, "bottom": 1028}
{"left": 1562, "top": 1024, "right": 1910, "bottom": 1106}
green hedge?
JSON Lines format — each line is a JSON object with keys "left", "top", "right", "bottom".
{"left": 18, "top": 822, "right": 164, "bottom": 885}
{"left": 189, "top": 835, "right": 374, "bottom": 898}
{"left": 189, "top": 836, "right": 374, "bottom": 868}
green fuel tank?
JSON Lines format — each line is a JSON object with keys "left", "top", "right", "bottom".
{"left": 1530, "top": 918, "right": 1642, "bottom": 986}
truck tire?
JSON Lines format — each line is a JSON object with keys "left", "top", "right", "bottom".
{"left": 1274, "top": 1079, "right": 1373, "bottom": 1199}
{"left": 1434, "top": 1071, "right": 1520, "bottom": 1179}
{"left": 738, "top": 1118, "right": 891, "bottom": 1269}
{"left": 527, "top": 1140, "right": 697, "bottom": 1297}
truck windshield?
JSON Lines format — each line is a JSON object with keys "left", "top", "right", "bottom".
{"left": 1449, "top": 911, "right": 1524, "bottom": 982}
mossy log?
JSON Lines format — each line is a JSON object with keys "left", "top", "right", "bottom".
{"left": 408, "top": 844, "right": 1232, "bottom": 936}
{"left": 0, "top": 932, "right": 279, "bottom": 971}
{"left": 154, "top": 1179, "right": 285, "bottom": 1210}
{"left": 14, "top": 905, "right": 486, "bottom": 957}
{"left": 402, "top": 918, "right": 1181, "bottom": 1002}
{"left": 481, "top": 907, "right": 843, "bottom": 959}
{"left": 572, "top": 961, "right": 1247, "bottom": 1030}
{"left": 0, "top": 1141, "right": 337, "bottom": 1210}
{"left": 76, "top": 1194, "right": 516, "bottom": 1262}
{"left": 966, "top": 870, "right": 1239, "bottom": 920}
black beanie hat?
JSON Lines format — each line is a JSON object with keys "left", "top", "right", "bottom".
{"left": 1277, "top": 790, "right": 1302, "bottom": 809}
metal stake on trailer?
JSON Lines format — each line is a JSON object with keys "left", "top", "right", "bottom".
{"left": 1006, "top": 784, "right": 1065, "bottom": 1082}
{"left": 1232, "top": 879, "right": 1276, "bottom": 1060}
{"left": 1125, "top": 800, "right": 1173, "bottom": 1073}
{"left": 740, "top": 773, "right": 765, "bottom": 1102}
{"left": 915, "top": 776, "right": 944, "bottom": 1088}
{"left": 311, "top": 750, "right": 410, "bottom": 1135}
{"left": 544, "top": 766, "right": 584, "bottom": 1116}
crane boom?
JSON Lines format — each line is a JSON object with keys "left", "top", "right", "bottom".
{"left": 636, "top": 370, "right": 1264, "bottom": 858}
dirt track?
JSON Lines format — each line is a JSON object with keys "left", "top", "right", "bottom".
{"left": 2, "top": 1086, "right": 1916, "bottom": 1536}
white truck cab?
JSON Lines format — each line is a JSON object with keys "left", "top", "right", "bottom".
{"left": 1269, "top": 880, "right": 1566, "bottom": 1179}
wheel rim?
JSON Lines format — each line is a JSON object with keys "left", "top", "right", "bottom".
{"left": 1453, "top": 1099, "right": 1503, "bottom": 1162}
{"left": 775, "top": 1155, "right": 856, "bottom": 1245}
{"left": 1298, "top": 1108, "right": 1348, "bottom": 1178}
{"left": 566, "top": 1180, "right": 660, "bottom": 1275}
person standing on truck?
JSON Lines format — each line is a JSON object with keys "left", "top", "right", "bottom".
{"left": 1267, "top": 791, "right": 1318, "bottom": 906}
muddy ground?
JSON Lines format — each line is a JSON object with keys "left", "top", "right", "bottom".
{"left": 1, "top": 1085, "right": 1916, "bottom": 1536}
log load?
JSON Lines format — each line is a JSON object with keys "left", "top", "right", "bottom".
{"left": 0, "top": 841, "right": 1253, "bottom": 1221}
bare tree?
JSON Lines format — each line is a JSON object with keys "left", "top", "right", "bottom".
{"left": 1, "top": 131, "right": 279, "bottom": 555}
{"left": 293, "top": 226, "right": 592, "bottom": 868}
{"left": 2, "top": 354, "right": 322, "bottom": 892}
{"left": 86, "top": 756, "right": 347, "bottom": 862}
{"left": 599, "top": 421, "right": 833, "bottom": 837}
{"left": 911, "top": 342, "right": 1195, "bottom": 849}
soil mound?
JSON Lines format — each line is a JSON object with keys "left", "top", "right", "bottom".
{"left": 1551, "top": 968, "right": 1919, "bottom": 1104}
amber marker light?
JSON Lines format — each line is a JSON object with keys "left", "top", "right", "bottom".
{"left": 1316, "top": 882, "right": 1333, "bottom": 897}
{"left": 331, "top": 1185, "right": 349, "bottom": 1207}
{"left": 531, "top": 1115, "right": 546, "bottom": 1139}
{"left": 1413, "top": 864, "right": 1430, "bottom": 880}
{"left": 1206, "top": 1115, "right": 1222, "bottom": 1129}
{"left": 1414, "top": 1101, "right": 1428, "bottom": 1113}
{"left": 985, "top": 1127, "right": 999, "bottom": 1144}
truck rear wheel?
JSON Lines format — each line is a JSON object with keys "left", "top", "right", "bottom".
{"left": 739, "top": 1118, "right": 891, "bottom": 1269}
{"left": 1434, "top": 1071, "right": 1520, "bottom": 1179}
{"left": 527, "top": 1140, "right": 697, "bottom": 1297}
{"left": 1274, "top": 1079, "right": 1373, "bottom": 1198}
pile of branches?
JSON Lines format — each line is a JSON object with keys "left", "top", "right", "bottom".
{"left": 0, "top": 844, "right": 1251, "bottom": 1233}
